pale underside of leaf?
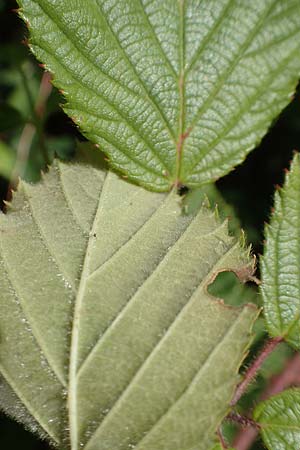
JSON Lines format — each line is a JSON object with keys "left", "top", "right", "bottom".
{"left": 0, "top": 150, "right": 257, "bottom": 450}
{"left": 254, "top": 388, "right": 300, "bottom": 450}
{"left": 18, "top": 0, "right": 300, "bottom": 190}
{"left": 0, "top": 374, "right": 51, "bottom": 442}
{"left": 261, "top": 153, "right": 300, "bottom": 349}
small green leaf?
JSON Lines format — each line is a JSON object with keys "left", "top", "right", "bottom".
{"left": 0, "top": 147, "right": 257, "bottom": 449}
{"left": 18, "top": 0, "right": 300, "bottom": 190}
{"left": 261, "top": 153, "right": 300, "bottom": 348}
{"left": 254, "top": 388, "right": 300, "bottom": 450}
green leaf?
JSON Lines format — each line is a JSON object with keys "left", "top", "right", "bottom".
{"left": 0, "top": 147, "right": 257, "bottom": 449}
{"left": 254, "top": 388, "right": 300, "bottom": 450}
{"left": 17, "top": 0, "right": 300, "bottom": 191}
{"left": 261, "top": 153, "right": 300, "bottom": 349}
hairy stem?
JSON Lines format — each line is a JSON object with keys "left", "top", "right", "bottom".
{"left": 227, "top": 411, "right": 260, "bottom": 430}
{"left": 230, "top": 336, "right": 283, "bottom": 406}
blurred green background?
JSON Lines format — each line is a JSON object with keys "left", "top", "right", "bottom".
{"left": 0, "top": 0, "right": 300, "bottom": 448}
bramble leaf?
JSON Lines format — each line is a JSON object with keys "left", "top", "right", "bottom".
{"left": 261, "top": 153, "right": 300, "bottom": 349}
{"left": 18, "top": 0, "right": 300, "bottom": 191}
{"left": 0, "top": 147, "right": 257, "bottom": 450}
{"left": 254, "top": 388, "right": 300, "bottom": 450}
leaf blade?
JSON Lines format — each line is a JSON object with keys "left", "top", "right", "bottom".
{"left": 0, "top": 150, "right": 257, "bottom": 449}
{"left": 18, "top": 0, "right": 300, "bottom": 190}
{"left": 261, "top": 153, "right": 300, "bottom": 348}
{"left": 254, "top": 388, "right": 300, "bottom": 450}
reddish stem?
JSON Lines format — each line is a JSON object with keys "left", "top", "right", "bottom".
{"left": 227, "top": 412, "right": 260, "bottom": 430}
{"left": 234, "top": 352, "right": 300, "bottom": 450}
{"left": 230, "top": 336, "right": 283, "bottom": 406}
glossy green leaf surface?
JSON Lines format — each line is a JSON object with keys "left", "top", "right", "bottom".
{"left": 261, "top": 153, "right": 300, "bottom": 349}
{"left": 254, "top": 388, "right": 300, "bottom": 450}
{"left": 0, "top": 148, "right": 257, "bottom": 450}
{"left": 18, "top": 0, "right": 300, "bottom": 191}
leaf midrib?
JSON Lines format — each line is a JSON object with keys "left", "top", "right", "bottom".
{"left": 175, "top": 0, "right": 185, "bottom": 185}
{"left": 68, "top": 172, "right": 108, "bottom": 450}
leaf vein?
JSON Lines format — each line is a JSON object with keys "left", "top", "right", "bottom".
{"left": 134, "top": 317, "right": 243, "bottom": 449}
{"left": 93, "top": 0, "right": 176, "bottom": 141}
{"left": 137, "top": 0, "right": 178, "bottom": 78}
{"left": 186, "top": 0, "right": 276, "bottom": 146}
{"left": 184, "top": 0, "right": 235, "bottom": 75}
{"left": 0, "top": 365, "right": 60, "bottom": 444}
{"left": 84, "top": 238, "right": 240, "bottom": 446}
{"left": 34, "top": 2, "right": 172, "bottom": 176}
{"left": 22, "top": 184, "right": 77, "bottom": 294}
{"left": 65, "top": 104, "right": 168, "bottom": 178}
{"left": 188, "top": 43, "right": 299, "bottom": 177}
{"left": 0, "top": 252, "right": 67, "bottom": 388}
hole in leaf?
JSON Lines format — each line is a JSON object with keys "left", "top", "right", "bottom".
{"left": 208, "top": 271, "right": 258, "bottom": 307}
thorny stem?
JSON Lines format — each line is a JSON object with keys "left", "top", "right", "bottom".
{"left": 230, "top": 336, "right": 283, "bottom": 406}
{"left": 233, "top": 352, "right": 300, "bottom": 450}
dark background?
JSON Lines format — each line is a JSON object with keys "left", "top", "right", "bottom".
{"left": 0, "top": 0, "right": 299, "bottom": 448}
